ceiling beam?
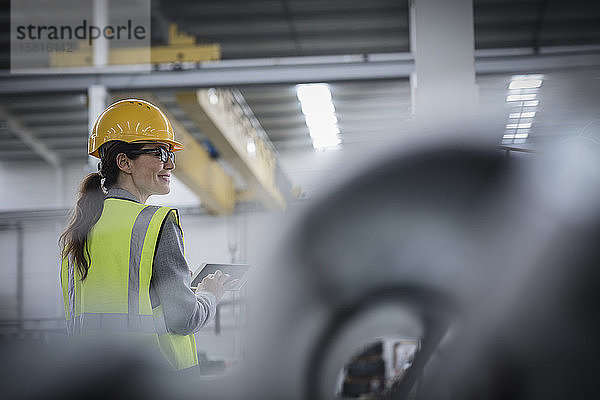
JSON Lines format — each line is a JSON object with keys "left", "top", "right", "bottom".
{"left": 0, "top": 106, "right": 61, "bottom": 167}
{"left": 0, "top": 47, "right": 599, "bottom": 94}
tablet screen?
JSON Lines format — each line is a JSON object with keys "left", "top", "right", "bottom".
{"left": 191, "top": 263, "right": 251, "bottom": 291}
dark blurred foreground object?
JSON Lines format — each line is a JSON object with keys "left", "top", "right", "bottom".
{"left": 417, "top": 202, "right": 600, "bottom": 400}
{"left": 250, "top": 139, "right": 600, "bottom": 400}
{"left": 0, "top": 337, "right": 198, "bottom": 400}
{"left": 411, "top": 139, "right": 600, "bottom": 400}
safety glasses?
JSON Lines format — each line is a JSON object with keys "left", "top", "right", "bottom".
{"left": 127, "top": 147, "right": 174, "bottom": 163}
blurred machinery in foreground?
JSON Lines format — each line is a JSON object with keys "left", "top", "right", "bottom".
{"left": 243, "top": 134, "right": 600, "bottom": 400}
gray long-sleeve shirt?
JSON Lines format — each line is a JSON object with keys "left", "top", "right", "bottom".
{"left": 106, "top": 188, "right": 216, "bottom": 335}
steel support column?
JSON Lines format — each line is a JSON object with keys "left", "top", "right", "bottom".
{"left": 409, "top": 0, "right": 478, "bottom": 121}
{"left": 92, "top": 0, "right": 109, "bottom": 67}
{"left": 87, "top": 85, "right": 109, "bottom": 171}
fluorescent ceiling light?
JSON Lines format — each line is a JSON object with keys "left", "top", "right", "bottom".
{"left": 502, "top": 77, "right": 538, "bottom": 142}
{"left": 246, "top": 140, "right": 256, "bottom": 156}
{"left": 301, "top": 101, "right": 335, "bottom": 115}
{"left": 207, "top": 88, "right": 218, "bottom": 105}
{"left": 505, "top": 122, "right": 531, "bottom": 129}
{"left": 308, "top": 126, "right": 340, "bottom": 138}
{"left": 512, "top": 74, "right": 544, "bottom": 80}
{"left": 509, "top": 79, "right": 543, "bottom": 90}
{"left": 506, "top": 94, "right": 537, "bottom": 102}
{"left": 509, "top": 112, "right": 536, "bottom": 119}
{"left": 312, "top": 135, "right": 341, "bottom": 150}
{"left": 305, "top": 114, "right": 338, "bottom": 128}
{"left": 296, "top": 84, "right": 332, "bottom": 102}
{"left": 296, "top": 83, "right": 341, "bottom": 151}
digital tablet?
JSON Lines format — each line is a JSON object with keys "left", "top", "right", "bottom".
{"left": 191, "top": 263, "right": 251, "bottom": 291}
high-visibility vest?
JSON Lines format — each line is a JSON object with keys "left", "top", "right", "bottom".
{"left": 60, "top": 197, "right": 199, "bottom": 371}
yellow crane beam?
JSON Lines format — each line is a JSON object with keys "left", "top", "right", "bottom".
{"left": 176, "top": 89, "right": 288, "bottom": 211}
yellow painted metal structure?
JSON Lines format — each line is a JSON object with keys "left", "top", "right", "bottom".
{"left": 50, "top": 24, "right": 220, "bottom": 67}
{"left": 176, "top": 90, "right": 287, "bottom": 211}
{"left": 172, "top": 124, "right": 236, "bottom": 215}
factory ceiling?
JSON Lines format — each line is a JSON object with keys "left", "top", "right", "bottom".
{"left": 0, "top": 0, "right": 598, "bottom": 166}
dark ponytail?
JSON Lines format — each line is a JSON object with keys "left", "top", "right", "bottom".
{"left": 59, "top": 173, "right": 105, "bottom": 280}
{"left": 59, "top": 141, "right": 144, "bottom": 280}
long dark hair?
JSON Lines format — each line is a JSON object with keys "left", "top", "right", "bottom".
{"left": 59, "top": 141, "right": 144, "bottom": 280}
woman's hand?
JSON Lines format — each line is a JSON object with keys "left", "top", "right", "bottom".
{"left": 196, "top": 269, "right": 239, "bottom": 302}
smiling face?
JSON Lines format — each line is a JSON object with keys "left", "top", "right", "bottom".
{"left": 120, "top": 142, "right": 175, "bottom": 202}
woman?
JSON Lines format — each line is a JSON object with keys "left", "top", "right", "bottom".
{"left": 59, "top": 98, "right": 234, "bottom": 372}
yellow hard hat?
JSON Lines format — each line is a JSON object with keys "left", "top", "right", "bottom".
{"left": 88, "top": 98, "right": 184, "bottom": 158}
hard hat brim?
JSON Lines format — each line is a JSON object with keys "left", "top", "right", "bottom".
{"left": 88, "top": 136, "right": 184, "bottom": 159}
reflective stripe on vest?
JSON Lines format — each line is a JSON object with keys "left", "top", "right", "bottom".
{"left": 72, "top": 312, "right": 157, "bottom": 333}
{"left": 128, "top": 205, "right": 160, "bottom": 330}
{"left": 67, "top": 257, "right": 76, "bottom": 335}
